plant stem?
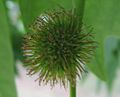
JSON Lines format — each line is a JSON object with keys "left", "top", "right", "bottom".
{"left": 73, "top": 0, "right": 86, "bottom": 22}
{"left": 70, "top": 1, "right": 85, "bottom": 97}
{"left": 70, "top": 82, "right": 76, "bottom": 97}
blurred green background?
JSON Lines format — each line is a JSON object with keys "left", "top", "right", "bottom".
{"left": 0, "top": 0, "right": 120, "bottom": 97}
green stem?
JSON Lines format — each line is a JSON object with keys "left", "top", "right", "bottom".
{"left": 70, "top": 1, "right": 85, "bottom": 97}
{"left": 70, "top": 82, "right": 76, "bottom": 97}
{"left": 73, "top": 0, "right": 86, "bottom": 22}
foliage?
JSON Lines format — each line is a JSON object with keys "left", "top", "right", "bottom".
{"left": 84, "top": 0, "right": 120, "bottom": 88}
{"left": 0, "top": 1, "right": 17, "bottom": 97}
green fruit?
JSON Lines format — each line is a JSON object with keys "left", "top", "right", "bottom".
{"left": 22, "top": 8, "right": 96, "bottom": 87}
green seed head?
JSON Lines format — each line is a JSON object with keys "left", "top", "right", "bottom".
{"left": 22, "top": 9, "right": 96, "bottom": 87}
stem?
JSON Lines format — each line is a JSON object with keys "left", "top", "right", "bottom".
{"left": 70, "top": 82, "right": 76, "bottom": 97}
{"left": 70, "top": 1, "right": 85, "bottom": 97}
{"left": 73, "top": 0, "right": 86, "bottom": 22}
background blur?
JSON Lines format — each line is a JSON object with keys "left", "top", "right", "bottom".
{"left": 0, "top": 0, "right": 120, "bottom": 97}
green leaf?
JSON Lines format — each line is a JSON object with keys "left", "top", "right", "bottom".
{"left": 11, "top": 25, "right": 24, "bottom": 62}
{"left": 84, "top": 0, "right": 120, "bottom": 81}
{"left": 18, "top": 0, "right": 72, "bottom": 30}
{"left": 0, "top": 1, "right": 17, "bottom": 97}
{"left": 104, "top": 36, "right": 120, "bottom": 90}
{"left": 11, "top": 26, "right": 24, "bottom": 74}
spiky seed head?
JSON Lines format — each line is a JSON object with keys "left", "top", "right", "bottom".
{"left": 22, "top": 9, "right": 96, "bottom": 87}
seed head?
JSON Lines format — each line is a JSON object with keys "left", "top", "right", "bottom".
{"left": 22, "top": 9, "right": 96, "bottom": 87}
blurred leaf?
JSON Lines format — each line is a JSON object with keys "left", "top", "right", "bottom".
{"left": 7, "top": 0, "right": 24, "bottom": 62}
{"left": 0, "top": 1, "right": 17, "bottom": 97}
{"left": 104, "top": 37, "right": 120, "bottom": 90}
{"left": 12, "top": 28, "right": 24, "bottom": 61}
{"left": 4, "top": 0, "right": 24, "bottom": 74}
{"left": 11, "top": 25, "right": 24, "bottom": 74}
{"left": 84, "top": 0, "right": 120, "bottom": 81}
{"left": 18, "top": 0, "right": 72, "bottom": 30}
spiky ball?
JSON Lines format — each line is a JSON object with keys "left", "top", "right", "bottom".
{"left": 22, "top": 9, "right": 96, "bottom": 87}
